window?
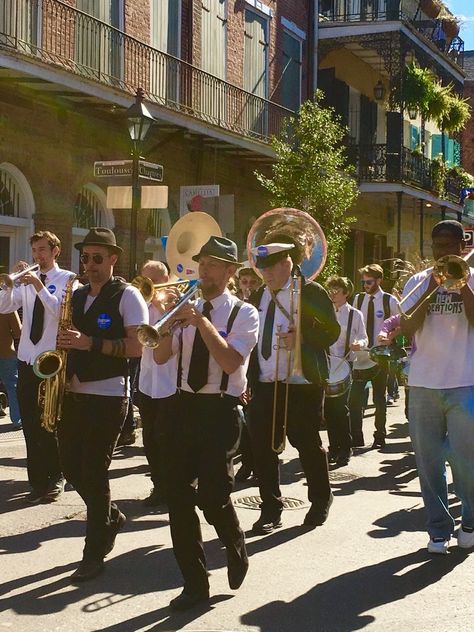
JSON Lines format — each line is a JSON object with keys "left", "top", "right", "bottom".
{"left": 150, "top": 0, "right": 182, "bottom": 103}
{"left": 201, "top": 0, "right": 227, "bottom": 78}
{"left": 75, "top": 0, "right": 122, "bottom": 82}
{"left": 280, "top": 30, "right": 302, "bottom": 112}
{"left": 0, "top": 0, "right": 38, "bottom": 49}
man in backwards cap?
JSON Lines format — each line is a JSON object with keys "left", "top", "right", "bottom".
{"left": 401, "top": 220, "right": 474, "bottom": 555}
{"left": 246, "top": 239, "right": 340, "bottom": 534}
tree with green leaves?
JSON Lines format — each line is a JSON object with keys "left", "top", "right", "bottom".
{"left": 255, "top": 91, "right": 359, "bottom": 278}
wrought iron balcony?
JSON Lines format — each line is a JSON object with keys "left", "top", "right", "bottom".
{"left": 0, "top": 0, "right": 292, "bottom": 143}
{"left": 319, "top": 0, "right": 464, "bottom": 68}
{"left": 347, "top": 143, "right": 463, "bottom": 203}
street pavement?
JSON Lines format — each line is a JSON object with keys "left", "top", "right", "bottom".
{"left": 0, "top": 395, "right": 473, "bottom": 632}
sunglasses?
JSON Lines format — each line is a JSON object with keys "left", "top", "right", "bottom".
{"left": 80, "top": 253, "right": 104, "bottom": 264}
{"left": 361, "top": 279, "right": 376, "bottom": 286}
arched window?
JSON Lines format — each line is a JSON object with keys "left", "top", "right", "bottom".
{"left": 72, "top": 183, "right": 114, "bottom": 272}
{"left": 0, "top": 163, "right": 35, "bottom": 274}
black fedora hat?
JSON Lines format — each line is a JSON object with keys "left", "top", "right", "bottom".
{"left": 74, "top": 227, "right": 123, "bottom": 254}
{"left": 191, "top": 236, "right": 243, "bottom": 265}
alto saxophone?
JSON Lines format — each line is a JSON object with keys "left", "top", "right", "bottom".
{"left": 33, "top": 275, "right": 76, "bottom": 432}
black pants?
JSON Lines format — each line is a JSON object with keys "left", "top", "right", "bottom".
{"left": 167, "top": 391, "right": 243, "bottom": 593}
{"left": 349, "top": 366, "right": 389, "bottom": 442}
{"left": 324, "top": 389, "right": 352, "bottom": 453}
{"left": 57, "top": 393, "right": 127, "bottom": 560}
{"left": 138, "top": 391, "right": 174, "bottom": 493}
{"left": 121, "top": 358, "right": 140, "bottom": 434}
{"left": 236, "top": 411, "right": 254, "bottom": 471}
{"left": 17, "top": 361, "right": 62, "bottom": 492}
{"left": 247, "top": 383, "right": 330, "bottom": 518}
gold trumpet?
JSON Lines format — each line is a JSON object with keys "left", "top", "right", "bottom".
{"left": 131, "top": 275, "right": 193, "bottom": 303}
{"left": 399, "top": 252, "right": 472, "bottom": 319}
{"left": 246, "top": 208, "right": 327, "bottom": 454}
{"left": 137, "top": 280, "right": 201, "bottom": 349}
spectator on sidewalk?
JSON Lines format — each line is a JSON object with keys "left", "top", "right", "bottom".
{"left": 0, "top": 312, "right": 22, "bottom": 429}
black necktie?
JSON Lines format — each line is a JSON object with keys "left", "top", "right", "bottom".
{"left": 30, "top": 273, "right": 47, "bottom": 344}
{"left": 187, "top": 301, "right": 213, "bottom": 392}
{"left": 367, "top": 295, "right": 375, "bottom": 348}
{"left": 261, "top": 292, "right": 278, "bottom": 360}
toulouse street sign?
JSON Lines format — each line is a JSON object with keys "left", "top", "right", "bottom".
{"left": 94, "top": 160, "right": 164, "bottom": 182}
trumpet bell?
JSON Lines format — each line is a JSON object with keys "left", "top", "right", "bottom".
{"left": 167, "top": 212, "right": 222, "bottom": 280}
{"left": 137, "top": 324, "right": 161, "bottom": 349}
{"left": 246, "top": 208, "right": 327, "bottom": 281}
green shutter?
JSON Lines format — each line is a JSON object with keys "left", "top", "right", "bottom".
{"left": 281, "top": 31, "right": 301, "bottom": 111}
{"left": 431, "top": 134, "right": 442, "bottom": 159}
{"left": 410, "top": 124, "right": 420, "bottom": 149}
{"left": 244, "top": 9, "right": 268, "bottom": 98}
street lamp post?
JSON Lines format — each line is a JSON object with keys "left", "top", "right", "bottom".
{"left": 126, "top": 87, "right": 155, "bottom": 280}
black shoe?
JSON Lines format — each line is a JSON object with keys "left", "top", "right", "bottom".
{"left": 371, "top": 438, "right": 386, "bottom": 449}
{"left": 251, "top": 514, "right": 282, "bottom": 535}
{"left": 227, "top": 534, "right": 249, "bottom": 590}
{"left": 104, "top": 511, "right": 126, "bottom": 556}
{"left": 43, "top": 477, "right": 65, "bottom": 503}
{"left": 142, "top": 488, "right": 166, "bottom": 507}
{"left": 336, "top": 449, "right": 352, "bottom": 467}
{"left": 116, "top": 430, "right": 136, "bottom": 447}
{"left": 169, "top": 588, "right": 210, "bottom": 611}
{"left": 70, "top": 558, "right": 104, "bottom": 583}
{"left": 302, "top": 494, "right": 334, "bottom": 528}
{"left": 235, "top": 464, "right": 253, "bottom": 482}
{"left": 327, "top": 449, "right": 338, "bottom": 465}
{"left": 26, "top": 489, "right": 45, "bottom": 505}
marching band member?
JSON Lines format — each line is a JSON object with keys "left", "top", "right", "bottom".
{"left": 154, "top": 236, "right": 259, "bottom": 611}
{"left": 247, "top": 241, "right": 340, "bottom": 535}
{"left": 56, "top": 228, "right": 148, "bottom": 582}
{"left": 351, "top": 264, "right": 399, "bottom": 448}
{"left": 0, "top": 231, "right": 74, "bottom": 504}
{"left": 137, "top": 260, "right": 177, "bottom": 506}
{"left": 401, "top": 220, "right": 474, "bottom": 554}
{"left": 325, "top": 275, "right": 368, "bottom": 466}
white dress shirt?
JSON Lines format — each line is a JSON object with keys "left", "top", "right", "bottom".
{"left": 0, "top": 263, "right": 75, "bottom": 365}
{"left": 257, "top": 281, "right": 292, "bottom": 382}
{"left": 68, "top": 286, "right": 149, "bottom": 397}
{"left": 172, "top": 289, "right": 259, "bottom": 397}
{"left": 330, "top": 302, "right": 368, "bottom": 361}
{"left": 353, "top": 288, "right": 399, "bottom": 344}
{"left": 139, "top": 304, "right": 177, "bottom": 399}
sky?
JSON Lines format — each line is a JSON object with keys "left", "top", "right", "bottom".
{"left": 445, "top": 0, "right": 474, "bottom": 51}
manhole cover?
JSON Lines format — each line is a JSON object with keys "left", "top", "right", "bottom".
{"left": 329, "top": 471, "right": 358, "bottom": 483}
{"left": 0, "top": 429, "right": 24, "bottom": 443}
{"left": 233, "top": 495, "right": 307, "bottom": 510}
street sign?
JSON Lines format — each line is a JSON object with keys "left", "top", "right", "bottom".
{"left": 94, "top": 160, "right": 163, "bottom": 182}
{"left": 464, "top": 229, "right": 474, "bottom": 249}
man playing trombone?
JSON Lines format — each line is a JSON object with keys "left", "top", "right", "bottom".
{"left": 246, "top": 240, "right": 340, "bottom": 534}
{"left": 401, "top": 220, "right": 474, "bottom": 554}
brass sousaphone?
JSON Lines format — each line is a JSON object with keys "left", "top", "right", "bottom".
{"left": 246, "top": 208, "right": 327, "bottom": 453}
{"left": 137, "top": 212, "right": 223, "bottom": 348}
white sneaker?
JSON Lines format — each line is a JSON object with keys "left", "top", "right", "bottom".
{"left": 457, "top": 527, "right": 474, "bottom": 549}
{"left": 427, "top": 538, "right": 450, "bottom": 554}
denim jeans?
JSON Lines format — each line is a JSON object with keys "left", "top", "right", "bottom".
{"left": 0, "top": 357, "right": 21, "bottom": 424}
{"left": 409, "top": 386, "right": 474, "bottom": 539}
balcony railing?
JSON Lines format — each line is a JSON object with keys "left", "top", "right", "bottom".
{"left": 0, "top": 0, "right": 292, "bottom": 143}
{"left": 348, "top": 143, "right": 463, "bottom": 203}
{"left": 319, "top": 0, "right": 464, "bottom": 68}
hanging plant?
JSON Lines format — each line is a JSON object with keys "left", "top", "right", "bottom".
{"left": 437, "top": 93, "right": 471, "bottom": 133}
{"left": 431, "top": 154, "right": 447, "bottom": 198}
{"left": 400, "top": 62, "right": 437, "bottom": 118}
{"left": 419, "top": 0, "right": 443, "bottom": 19}
{"left": 425, "top": 81, "right": 452, "bottom": 121}
{"left": 441, "top": 16, "right": 460, "bottom": 40}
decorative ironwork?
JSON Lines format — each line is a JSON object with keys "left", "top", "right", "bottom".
{"left": 0, "top": 0, "right": 292, "bottom": 143}
{"left": 0, "top": 170, "right": 20, "bottom": 217}
{"left": 73, "top": 186, "right": 104, "bottom": 228}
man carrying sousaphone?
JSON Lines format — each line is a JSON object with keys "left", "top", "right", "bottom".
{"left": 246, "top": 211, "right": 340, "bottom": 535}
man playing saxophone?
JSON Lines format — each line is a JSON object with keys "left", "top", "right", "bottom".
{"left": 56, "top": 228, "right": 148, "bottom": 582}
{"left": 0, "top": 231, "right": 75, "bottom": 504}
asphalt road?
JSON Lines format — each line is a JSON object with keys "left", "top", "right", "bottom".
{"left": 0, "top": 394, "right": 473, "bottom": 632}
